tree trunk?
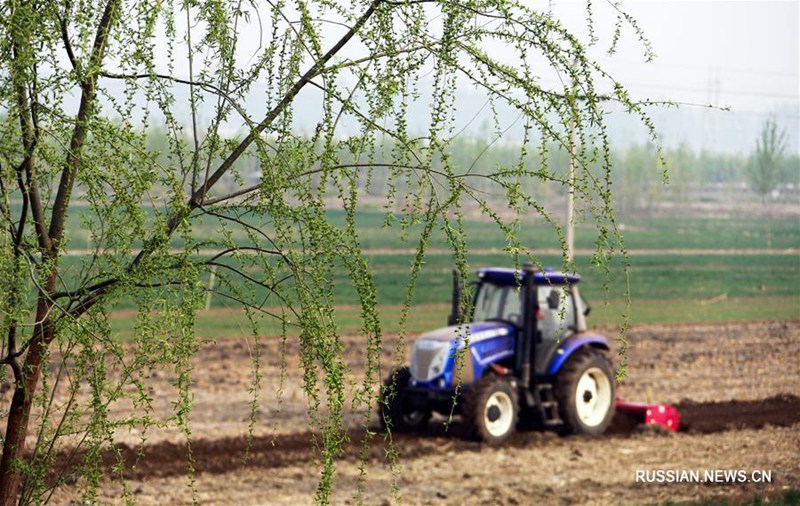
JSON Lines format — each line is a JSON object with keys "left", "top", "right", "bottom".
{"left": 1, "top": 290, "right": 55, "bottom": 505}
{"left": 0, "top": 348, "right": 46, "bottom": 506}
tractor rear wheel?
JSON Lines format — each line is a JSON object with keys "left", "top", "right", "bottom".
{"left": 464, "top": 375, "right": 518, "bottom": 444}
{"left": 555, "top": 348, "right": 615, "bottom": 435}
{"left": 379, "top": 367, "right": 431, "bottom": 432}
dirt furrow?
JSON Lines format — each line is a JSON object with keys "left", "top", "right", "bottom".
{"left": 45, "top": 394, "right": 800, "bottom": 484}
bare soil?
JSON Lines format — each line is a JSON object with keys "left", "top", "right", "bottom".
{"left": 15, "top": 320, "right": 800, "bottom": 505}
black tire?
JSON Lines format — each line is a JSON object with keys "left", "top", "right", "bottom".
{"left": 555, "top": 348, "right": 616, "bottom": 435}
{"left": 464, "top": 375, "right": 518, "bottom": 444}
{"left": 379, "top": 367, "right": 431, "bottom": 432}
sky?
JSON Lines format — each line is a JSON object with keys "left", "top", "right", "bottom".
{"left": 335, "top": 0, "right": 800, "bottom": 153}
{"left": 115, "top": 0, "right": 800, "bottom": 154}
{"left": 552, "top": 1, "right": 798, "bottom": 111}
{"left": 394, "top": 0, "right": 800, "bottom": 153}
{"left": 545, "top": 1, "right": 800, "bottom": 153}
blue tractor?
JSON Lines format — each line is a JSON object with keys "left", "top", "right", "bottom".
{"left": 380, "top": 264, "right": 616, "bottom": 443}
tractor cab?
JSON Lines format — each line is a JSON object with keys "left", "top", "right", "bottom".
{"left": 466, "top": 267, "right": 589, "bottom": 375}
{"left": 381, "top": 264, "right": 616, "bottom": 443}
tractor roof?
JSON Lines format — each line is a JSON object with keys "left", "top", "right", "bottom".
{"left": 476, "top": 267, "right": 580, "bottom": 286}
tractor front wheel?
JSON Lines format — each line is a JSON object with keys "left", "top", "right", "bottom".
{"left": 464, "top": 375, "right": 518, "bottom": 444}
{"left": 555, "top": 348, "right": 615, "bottom": 435}
{"left": 379, "top": 367, "right": 431, "bottom": 432}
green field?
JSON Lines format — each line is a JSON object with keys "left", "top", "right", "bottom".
{"left": 90, "top": 210, "right": 800, "bottom": 338}
{"left": 53, "top": 204, "right": 800, "bottom": 252}
{"left": 108, "top": 295, "right": 798, "bottom": 341}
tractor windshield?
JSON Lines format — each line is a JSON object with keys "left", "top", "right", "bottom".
{"left": 472, "top": 282, "right": 523, "bottom": 324}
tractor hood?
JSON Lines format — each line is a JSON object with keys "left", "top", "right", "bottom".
{"left": 409, "top": 322, "right": 516, "bottom": 384}
{"left": 415, "top": 321, "right": 515, "bottom": 345}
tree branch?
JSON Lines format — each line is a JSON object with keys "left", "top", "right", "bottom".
{"left": 189, "top": 0, "right": 382, "bottom": 209}
{"left": 124, "top": 0, "right": 382, "bottom": 275}
{"left": 57, "top": 2, "right": 78, "bottom": 71}
{"left": 62, "top": 0, "right": 382, "bottom": 321}
{"left": 99, "top": 71, "right": 255, "bottom": 127}
{"left": 0, "top": 173, "right": 20, "bottom": 242}
{"left": 11, "top": 35, "right": 49, "bottom": 252}
{"left": 48, "top": 0, "right": 121, "bottom": 249}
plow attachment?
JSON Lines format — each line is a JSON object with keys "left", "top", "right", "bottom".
{"left": 615, "top": 400, "right": 681, "bottom": 432}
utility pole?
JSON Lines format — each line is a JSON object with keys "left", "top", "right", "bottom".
{"left": 205, "top": 264, "right": 217, "bottom": 311}
{"left": 566, "top": 111, "right": 577, "bottom": 263}
{"left": 564, "top": 78, "right": 611, "bottom": 333}
{"left": 564, "top": 87, "right": 611, "bottom": 263}
{"left": 565, "top": 64, "right": 580, "bottom": 265}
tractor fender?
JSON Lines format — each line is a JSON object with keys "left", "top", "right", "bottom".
{"left": 546, "top": 334, "right": 610, "bottom": 376}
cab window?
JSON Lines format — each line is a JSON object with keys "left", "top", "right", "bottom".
{"left": 473, "top": 282, "right": 522, "bottom": 323}
{"left": 537, "top": 287, "right": 574, "bottom": 341}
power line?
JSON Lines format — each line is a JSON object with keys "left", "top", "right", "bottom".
{"left": 622, "top": 82, "right": 799, "bottom": 101}
{"left": 535, "top": 79, "right": 798, "bottom": 102}
{"left": 600, "top": 58, "right": 799, "bottom": 79}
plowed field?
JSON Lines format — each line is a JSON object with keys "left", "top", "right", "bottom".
{"left": 29, "top": 320, "right": 800, "bottom": 504}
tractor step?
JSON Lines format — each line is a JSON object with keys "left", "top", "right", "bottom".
{"left": 535, "top": 383, "right": 563, "bottom": 426}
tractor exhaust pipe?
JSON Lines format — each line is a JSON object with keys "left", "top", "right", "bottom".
{"left": 448, "top": 269, "right": 462, "bottom": 326}
{"left": 518, "top": 263, "right": 538, "bottom": 389}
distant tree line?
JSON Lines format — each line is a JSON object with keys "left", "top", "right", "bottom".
{"left": 1, "top": 113, "right": 795, "bottom": 215}
{"left": 141, "top": 125, "right": 798, "bottom": 215}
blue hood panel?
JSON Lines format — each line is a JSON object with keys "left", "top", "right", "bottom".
{"left": 413, "top": 322, "right": 517, "bottom": 387}
{"left": 416, "top": 321, "right": 516, "bottom": 345}
{"left": 466, "top": 324, "right": 516, "bottom": 370}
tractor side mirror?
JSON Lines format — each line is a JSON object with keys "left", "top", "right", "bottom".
{"left": 547, "top": 290, "right": 560, "bottom": 310}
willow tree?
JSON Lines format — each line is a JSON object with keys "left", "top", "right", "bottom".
{"left": 0, "top": 0, "right": 655, "bottom": 503}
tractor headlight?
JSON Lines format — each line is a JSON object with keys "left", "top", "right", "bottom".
{"left": 410, "top": 339, "right": 452, "bottom": 382}
{"left": 429, "top": 347, "right": 449, "bottom": 377}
